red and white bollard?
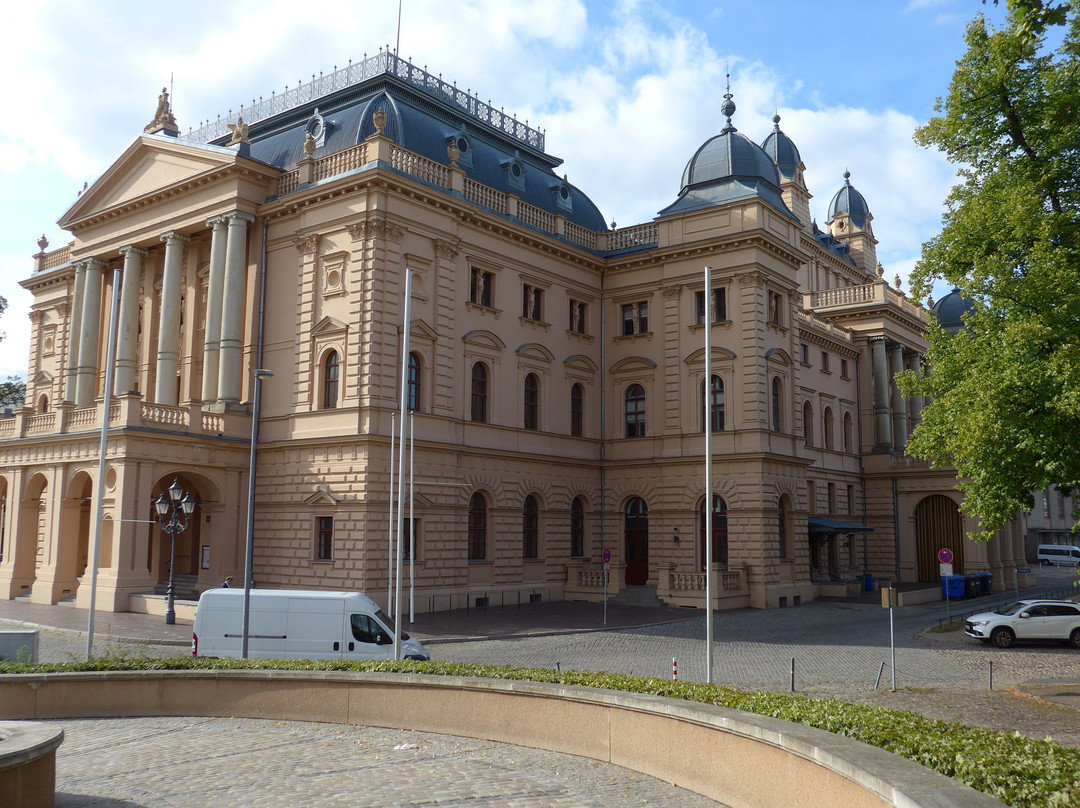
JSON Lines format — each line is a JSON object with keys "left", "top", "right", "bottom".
{"left": 672, "top": 657, "right": 678, "bottom": 681}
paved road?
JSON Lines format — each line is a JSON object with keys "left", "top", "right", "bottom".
{"left": 52, "top": 717, "right": 728, "bottom": 808}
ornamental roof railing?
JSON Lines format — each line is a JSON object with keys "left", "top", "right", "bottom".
{"left": 181, "top": 50, "right": 545, "bottom": 152}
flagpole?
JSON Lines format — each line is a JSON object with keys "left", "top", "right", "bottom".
{"left": 86, "top": 268, "right": 122, "bottom": 660}
{"left": 393, "top": 269, "right": 414, "bottom": 661}
{"left": 704, "top": 265, "right": 714, "bottom": 684}
{"left": 388, "top": 411, "right": 395, "bottom": 616}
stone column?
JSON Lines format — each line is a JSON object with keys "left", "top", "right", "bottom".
{"left": 115, "top": 246, "right": 147, "bottom": 395}
{"left": 201, "top": 216, "right": 228, "bottom": 404}
{"left": 217, "top": 211, "right": 254, "bottom": 406}
{"left": 908, "top": 353, "right": 924, "bottom": 428}
{"left": 75, "top": 258, "right": 107, "bottom": 408}
{"left": 869, "top": 337, "right": 892, "bottom": 449}
{"left": 155, "top": 231, "right": 191, "bottom": 406}
{"left": 889, "top": 343, "right": 909, "bottom": 451}
{"left": 63, "top": 261, "right": 87, "bottom": 403}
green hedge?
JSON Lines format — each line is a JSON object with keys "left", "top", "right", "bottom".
{"left": 2, "top": 656, "right": 1077, "bottom": 807}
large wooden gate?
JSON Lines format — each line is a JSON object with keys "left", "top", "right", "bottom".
{"left": 914, "top": 495, "right": 964, "bottom": 581}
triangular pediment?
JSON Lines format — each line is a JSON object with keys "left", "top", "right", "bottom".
{"left": 58, "top": 134, "right": 274, "bottom": 229}
{"left": 303, "top": 487, "right": 341, "bottom": 506}
{"left": 312, "top": 316, "right": 348, "bottom": 336}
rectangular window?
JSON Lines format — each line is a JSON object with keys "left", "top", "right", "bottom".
{"left": 840, "top": 358, "right": 849, "bottom": 378}
{"left": 800, "top": 344, "right": 809, "bottom": 364}
{"left": 807, "top": 481, "right": 816, "bottom": 515}
{"left": 828, "top": 483, "right": 836, "bottom": 514}
{"left": 569, "top": 299, "right": 587, "bottom": 334}
{"left": 400, "top": 518, "right": 419, "bottom": 561}
{"left": 847, "top": 484, "right": 855, "bottom": 516}
{"left": 768, "top": 291, "right": 782, "bottom": 325}
{"left": 694, "top": 288, "right": 726, "bottom": 325}
{"left": 638, "top": 301, "right": 648, "bottom": 333}
{"left": 820, "top": 351, "right": 829, "bottom": 372}
{"left": 470, "top": 267, "right": 493, "bottom": 307}
{"left": 522, "top": 284, "right": 543, "bottom": 321}
{"left": 316, "top": 516, "right": 334, "bottom": 561}
{"left": 622, "top": 304, "right": 635, "bottom": 336}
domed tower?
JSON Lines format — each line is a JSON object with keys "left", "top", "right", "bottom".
{"left": 760, "top": 114, "right": 811, "bottom": 230}
{"left": 931, "top": 287, "right": 975, "bottom": 333}
{"left": 658, "top": 84, "right": 794, "bottom": 219}
{"left": 826, "top": 171, "right": 877, "bottom": 276}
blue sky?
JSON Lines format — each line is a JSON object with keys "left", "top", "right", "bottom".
{"left": 0, "top": 0, "right": 1009, "bottom": 381}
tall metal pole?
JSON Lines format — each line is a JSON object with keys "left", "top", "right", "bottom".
{"left": 409, "top": 410, "right": 415, "bottom": 623}
{"left": 86, "top": 269, "right": 122, "bottom": 660}
{"left": 704, "top": 265, "right": 714, "bottom": 684}
{"left": 388, "top": 411, "right": 396, "bottom": 616}
{"left": 393, "top": 270, "right": 414, "bottom": 661}
{"left": 242, "top": 368, "right": 273, "bottom": 658}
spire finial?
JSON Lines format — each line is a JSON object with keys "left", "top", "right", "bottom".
{"left": 843, "top": 168, "right": 851, "bottom": 183}
{"left": 720, "top": 72, "right": 737, "bottom": 133}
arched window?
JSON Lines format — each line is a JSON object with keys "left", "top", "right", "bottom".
{"left": 778, "top": 496, "right": 791, "bottom": 560}
{"left": 823, "top": 406, "right": 834, "bottom": 450}
{"left": 699, "top": 494, "right": 728, "bottom": 567}
{"left": 470, "top": 363, "right": 488, "bottom": 423}
{"left": 524, "top": 373, "right": 539, "bottom": 430}
{"left": 625, "top": 384, "right": 646, "bottom": 438}
{"left": 803, "top": 400, "right": 814, "bottom": 447}
{"left": 701, "top": 374, "right": 724, "bottom": 432}
{"left": 407, "top": 352, "right": 421, "bottom": 412}
{"left": 771, "top": 377, "right": 782, "bottom": 432}
{"left": 570, "top": 383, "right": 584, "bottom": 437}
{"left": 522, "top": 494, "right": 539, "bottom": 558}
{"left": 570, "top": 496, "right": 585, "bottom": 557}
{"left": 323, "top": 350, "right": 340, "bottom": 409}
{"left": 37, "top": 394, "right": 49, "bottom": 414}
{"left": 843, "top": 412, "right": 853, "bottom": 453}
{"left": 468, "top": 492, "right": 488, "bottom": 560}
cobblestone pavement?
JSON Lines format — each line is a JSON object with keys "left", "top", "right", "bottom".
{"left": 51, "top": 717, "right": 729, "bottom": 808}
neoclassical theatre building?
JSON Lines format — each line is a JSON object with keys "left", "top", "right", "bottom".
{"left": 0, "top": 54, "right": 1030, "bottom": 614}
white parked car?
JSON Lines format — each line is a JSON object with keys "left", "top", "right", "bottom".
{"left": 964, "top": 599, "right": 1080, "bottom": 649}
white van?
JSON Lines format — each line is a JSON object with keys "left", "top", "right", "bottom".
{"left": 1036, "top": 544, "right": 1080, "bottom": 566}
{"left": 192, "top": 589, "right": 429, "bottom": 661}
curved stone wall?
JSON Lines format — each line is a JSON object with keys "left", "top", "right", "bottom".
{"left": 0, "top": 670, "right": 1003, "bottom": 808}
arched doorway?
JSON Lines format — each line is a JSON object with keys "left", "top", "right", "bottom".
{"left": 915, "top": 495, "right": 964, "bottom": 581}
{"left": 66, "top": 472, "right": 93, "bottom": 584}
{"left": 148, "top": 476, "right": 204, "bottom": 593}
{"left": 11, "top": 474, "right": 49, "bottom": 596}
{"left": 624, "top": 498, "right": 649, "bottom": 585}
{"left": 699, "top": 494, "right": 728, "bottom": 569}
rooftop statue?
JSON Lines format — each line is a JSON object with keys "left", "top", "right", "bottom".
{"left": 144, "top": 87, "right": 179, "bottom": 134}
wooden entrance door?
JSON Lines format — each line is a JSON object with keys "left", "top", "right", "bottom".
{"left": 624, "top": 498, "right": 649, "bottom": 585}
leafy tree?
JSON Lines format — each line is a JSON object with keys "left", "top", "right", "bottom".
{"left": 901, "top": 3, "right": 1080, "bottom": 539}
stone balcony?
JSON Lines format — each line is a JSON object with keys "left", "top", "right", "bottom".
{"left": 0, "top": 394, "right": 251, "bottom": 442}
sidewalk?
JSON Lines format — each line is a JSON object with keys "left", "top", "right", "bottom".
{"left": 0, "top": 596, "right": 697, "bottom": 647}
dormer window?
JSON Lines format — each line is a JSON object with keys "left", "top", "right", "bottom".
{"left": 503, "top": 151, "right": 527, "bottom": 192}
{"left": 552, "top": 178, "right": 573, "bottom": 213}
{"left": 447, "top": 127, "right": 474, "bottom": 168}
{"left": 306, "top": 108, "right": 332, "bottom": 148}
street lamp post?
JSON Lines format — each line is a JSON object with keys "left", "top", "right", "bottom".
{"left": 242, "top": 368, "right": 273, "bottom": 658}
{"left": 154, "top": 478, "right": 196, "bottom": 625}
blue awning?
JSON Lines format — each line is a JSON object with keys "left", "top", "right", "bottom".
{"left": 808, "top": 518, "right": 874, "bottom": 534}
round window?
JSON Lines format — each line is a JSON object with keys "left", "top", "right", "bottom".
{"left": 511, "top": 162, "right": 522, "bottom": 178}
{"left": 456, "top": 136, "right": 469, "bottom": 153}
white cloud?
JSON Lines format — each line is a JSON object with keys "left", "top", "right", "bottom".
{"left": 0, "top": 0, "right": 963, "bottom": 378}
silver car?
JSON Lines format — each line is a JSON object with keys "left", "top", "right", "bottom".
{"left": 964, "top": 599, "right": 1080, "bottom": 649}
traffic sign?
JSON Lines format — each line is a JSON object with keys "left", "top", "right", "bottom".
{"left": 602, "top": 548, "right": 611, "bottom": 564}
{"left": 939, "top": 562, "right": 953, "bottom": 577}
{"left": 938, "top": 548, "right": 954, "bottom": 564}
{"left": 1017, "top": 567, "right": 1031, "bottom": 574}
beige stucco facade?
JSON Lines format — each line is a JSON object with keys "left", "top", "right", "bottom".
{"left": 0, "top": 56, "right": 1029, "bottom": 614}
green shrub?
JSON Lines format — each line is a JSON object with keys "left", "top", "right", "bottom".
{"left": 2, "top": 656, "right": 1076, "bottom": 807}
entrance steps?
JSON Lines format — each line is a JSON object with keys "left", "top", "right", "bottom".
{"left": 608, "top": 585, "right": 665, "bottom": 608}
{"left": 153, "top": 573, "right": 199, "bottom": 600}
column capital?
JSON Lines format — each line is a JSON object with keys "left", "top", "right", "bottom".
{"left": 160, "top": 230, "right": 192, "bottom": 245}
{"left": 889, "top": 342, "right": 906, "bottom": 354}
{"left": 118, "top": 245, "right": 148, "bottom": 259}
{"left": 206, "top": 214, "right": 229, "bottom": 229}
{"left": 224, "top": 210, "right": 256, "bottom": 225}
{"left": 867, "top": 335, "right": 888, "bottom": 346}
